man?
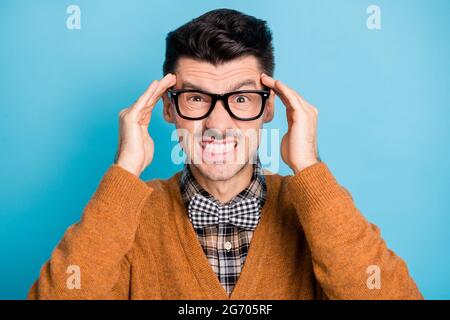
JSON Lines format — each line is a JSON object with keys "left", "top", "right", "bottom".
{"left": 28, "top": 8, "right": 422, "bottom": 299}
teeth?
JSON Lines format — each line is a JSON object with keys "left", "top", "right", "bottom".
{"left": 204, "top": 142, "right": 235, "bottom": 154}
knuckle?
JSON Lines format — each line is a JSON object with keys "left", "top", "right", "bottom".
{"left": 121, "top": 110, "right": 133, "bottom": 122}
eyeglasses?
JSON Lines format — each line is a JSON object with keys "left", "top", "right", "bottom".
{"left": 168, "top": 88, "right": 270, "bottom": 121}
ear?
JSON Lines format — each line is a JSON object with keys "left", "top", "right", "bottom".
{"left": 162, "top": 92, "right": 175, "bottom": 123}
{"left": 262, "top": 89, "right": 275, "bottom": 123}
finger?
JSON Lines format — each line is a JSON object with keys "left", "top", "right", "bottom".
{"left": 132, "top": 73, "right": 176, "bottom": 114}
{"left": 261, "top": 74, "right": 315, "bottom": 114}
{"left": 261, "top": 75, "right": 298, "bottom": 113}
{"left": 131, "top": 80, "right": 160, "bottom": 113}
{"left": 134, "top": 75, "right": 176, "bottom": 127}
{"left": 138, "top": 73, "right": 175, "bottom": 124}
{"left": 146, "top": 73, "right": 177, "bottom": 107}
{"left": 260, "top": 73, "right": 276, "bottom": 87}
{"left": 261, "top": 74, "right": 298, "bottom": 110}
{"left": 294, "top": 90, "right": 319, "bottom": 115}
{"left": 260, "top": 73, "right": 289, "bottom": 100}
{"left": 261, "top": 76, "right": 289, "bottom": 108}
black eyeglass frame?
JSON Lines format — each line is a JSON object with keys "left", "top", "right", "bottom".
{"left": 168, "top": 87, "right": 271, "bottom": 121}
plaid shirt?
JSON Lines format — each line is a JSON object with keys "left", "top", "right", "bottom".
{"left": 179, "top": 161, "right": 266, "bottom": 296}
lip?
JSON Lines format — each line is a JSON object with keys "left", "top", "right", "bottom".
{"left": 199, "top": 139, "right": 238, "bottom": 161}
{"left": 200, "top": 138, "right": 237, "bottom": 144}
{"left": 201, "top": 137, "right": 237, "bottom": 143}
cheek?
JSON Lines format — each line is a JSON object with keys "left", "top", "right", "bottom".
{"left": 236, "top": 122, "right": 263, "bottom": 147}
{"left": 174, "top": 119, "right": 204, "bottom": 144}
{"left": 237, "top": 120, "right": 263, "bottom": 133}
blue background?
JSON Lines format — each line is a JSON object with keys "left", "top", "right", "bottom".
{"left": 0, "top": 0, "right": 449, "bottom": 299}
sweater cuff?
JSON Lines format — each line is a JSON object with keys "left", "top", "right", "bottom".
{"left": 287, "top": 162, "right": 352, "bottom": 212}
{"left": 92, "top": 164, "right": 153, "bottom": 212}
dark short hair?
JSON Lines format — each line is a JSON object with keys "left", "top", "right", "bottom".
{"left": 163, "top": 8, "right": 275, "bottom": 77}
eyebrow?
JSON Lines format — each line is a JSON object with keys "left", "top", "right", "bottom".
{"left": 181, "top": 79, "right": 258, "bottom": 92}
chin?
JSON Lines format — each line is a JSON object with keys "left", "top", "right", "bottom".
{"left": 192, "top": 161, "right": 248, "bottom": 182}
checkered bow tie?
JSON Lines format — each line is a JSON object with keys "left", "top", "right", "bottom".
{"left": 188, "top": 193, "right": 261, "bottom": 230}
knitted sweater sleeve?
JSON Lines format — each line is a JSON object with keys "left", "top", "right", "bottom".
{"left": 287, "top": 162, "right": 423, "bottom": 300}
{"left": 27, "top": 164, "right": 153, "bottom": 299}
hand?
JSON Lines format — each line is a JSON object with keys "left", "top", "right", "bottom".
{"left": 115, "top": 73, "right": 177, "bottom": 176}
{"left": 261, "top": 73, "right": 319, "bottom": 174}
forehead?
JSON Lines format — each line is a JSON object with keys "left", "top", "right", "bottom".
{"left": 174, "top": 56, "right": 263, "bottom": 92}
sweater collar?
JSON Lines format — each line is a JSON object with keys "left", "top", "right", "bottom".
{"left": 170, "top": 170, "right": 278, "bottom": 300}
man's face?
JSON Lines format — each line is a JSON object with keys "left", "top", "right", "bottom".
{"left": 163, "top": 55, "right": 274, "bottom": 181}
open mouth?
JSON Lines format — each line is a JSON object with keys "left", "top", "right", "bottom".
{"left": 200, "top": 138, "right": 238, "bottom": 163}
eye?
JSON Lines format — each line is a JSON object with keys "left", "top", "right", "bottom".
{"left": 188, "top": 95, "right": 204, "bottom": 102}
{"left": 234, "top": 95, "right": 248, "bottom": 103}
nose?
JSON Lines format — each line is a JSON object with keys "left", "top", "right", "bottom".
{"left": 204, "top": 99, "right": 235, "bottom": 131}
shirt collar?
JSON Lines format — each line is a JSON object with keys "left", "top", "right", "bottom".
{"left": 179, "top": 159, "right": 267, "bottom": 209}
